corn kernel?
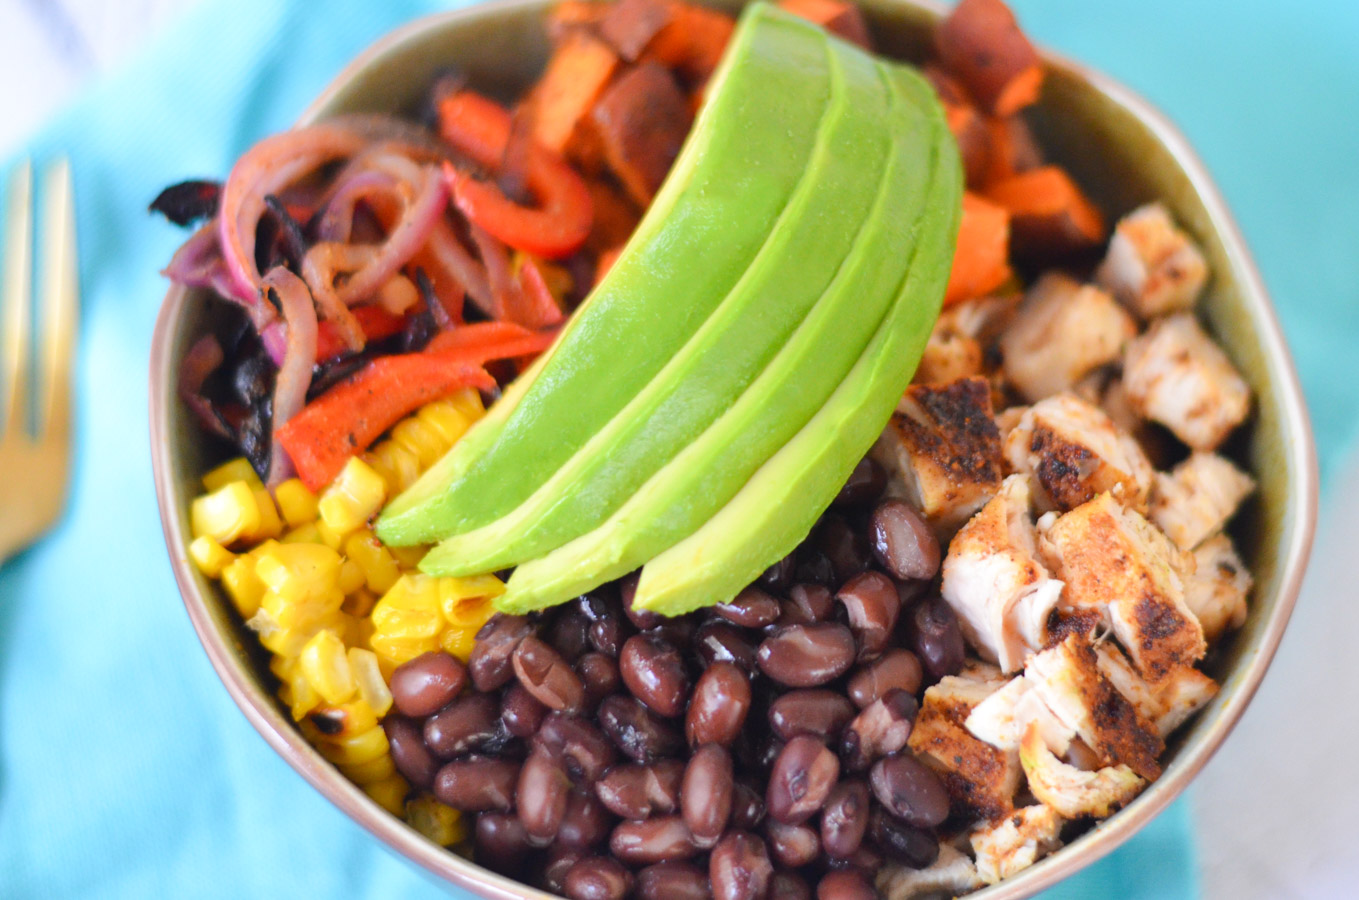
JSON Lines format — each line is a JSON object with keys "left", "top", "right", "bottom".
{"left": 415, "top": 400, "right": 470, "bottom": 447}
{"left": 364, "top": 774, "right": 410, "bottom": 816}
{"left": 391, "top": 417, "right": 448, "bottom": 470}
{"left": 281, "top": 523, "right": 323, "bottom": 544}
{"left": 367, "top": 440, "right": 421, "bottom": 495}
{"left": 439, "top": 575, "right": 504, "bottom": 619}
{"left": 221, "top": 556, "right": 264, "bottom": 618}
{"left": 319, "top": 457, "right": 386, "bottom": 534}
{"left": 316, "top": 724, "right": 388, "bottom": 766}
{"left": 405, "top": 795, "right": 465, "bottom": 847}
{"left": 442, "top": 595, "right": 493, "bottom": 635}
{"left": 299, "top": 629, "right": 357, "bottom": 705}
{"left": 338, "top": 558, "right": 366, "bottom": 595}
{"left": 255, "top": 543, "right": 342, "bottom": 600}
{"left": 191, "top": 481, "right": 261, "bottom": 546}
{"left": 343, "top": 751, "right": 396, "bottom": 785}
{"left": 308, "top": 698, "right": 378, "bottom": 738}
{"left": 342, "top": 589, "right": 378, "bottom": 618}
{"left": 287, "top": 668, "right": 321, "bottom": 720}
{"left": 345, "top": 531, "right": 401, "bottom": 595}
{"left": 445, "top": 386, "right": 484, "bottom": 422}
{"left": 315, "top": 516, "right": 349, "bottom": 551}
{"left": 439, "top": 626, "right": 478, "bottom": 663}
{"left": 274, "top": 478, "right": 319, "bottom": 527}
{"left": 202, "top": 457, "right": 263, "bottom": 493}
{"left": 189, "top": 536, "right": 235, "bottom": 578}
{"left": 249, "top": 489, "right": 284, "bottom": 541}
{"left": 349, "top": 647, "right": 393, "bottom": 717}
{"left": 371, "top": 633, "right": 440, "bottom": 668}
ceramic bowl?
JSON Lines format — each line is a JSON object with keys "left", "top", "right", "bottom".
{"left": 150, "top": 1, "right": 1318, "bottom": 896}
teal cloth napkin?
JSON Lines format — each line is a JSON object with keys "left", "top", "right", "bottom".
{"left": 1, "top": 0, "right": 1354, "bottom": 897}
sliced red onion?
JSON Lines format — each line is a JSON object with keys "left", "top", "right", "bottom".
{"left": 260, "top": 267, "right": 318, "bottom": 485}
{"left": 301, "top": 242, "right": 377, "bottom": 352}
{"left": 315, "top": 170, "right": 399, "bottom": 243}
{"left": 260, "top": 320, "right": 287, "bottom": 367}
{"left": 425, "top": 220, "right": 492, "bottom": 313}
{"left": 333, "top": 164, "right": 447, "bottom": 307}
{"left": 162, "top": 224, "right": 271, "bottom": 326}
{"left": 178, "top": 333, "right": 231, "bottom": 439}
{"left": 468, "top": 221, "right": 515, "bottom": 321}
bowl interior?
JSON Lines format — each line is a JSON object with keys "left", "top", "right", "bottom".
{"left": 150, "top": 2, "right": 1317, "bottom": 898}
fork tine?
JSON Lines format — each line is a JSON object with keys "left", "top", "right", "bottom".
{"left": 2, "top": 159, "right": 33, "bottom": 437}
{"left": 36, "top": 159, "right": 77, "bottom": 443}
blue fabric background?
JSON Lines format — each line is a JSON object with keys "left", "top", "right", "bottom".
{"left": 0, "top": 0, "right": 1353, "bottom": 897}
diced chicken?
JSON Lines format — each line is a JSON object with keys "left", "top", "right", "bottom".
{"left": 874, "top": 377, "right": 1005, "bottom": 534}
{"left": 1183, "top": 533, "right": 1252, "bottom": 642}
{"left": 1095, "top": 203, "right": 1209, "bottom": 319}
{"left": 1041, "top": 493, "right": 1206, "bottom": 683}
{"left": 1150, "top": 452, "right": 1256, "bottom": 551}
{"left": 939, "top": 293, "right": 1021, "bottom": 346}
{"left": 1019, "top": 723, "right": 1145, "bottom": 819}
{"left": 878, "top": 844, "right": 983, "bottom": 900}
{"left": 1003, "top": 393, "right": 1154, "bottom": 513}
{"left": 1000, "top": 272, "right": 1137, "bottom": 402}
{"left": 909, "top": 674, "right": 1022, "bottom": 822}
{"left": 941, "top": 475, "right": 1063, "bottom": 672}
{"left": 1122, "top": 312, "right": 1251, "bottom": 451}
{"left": 915, "top": 325, "right": 984, "bottom": 385}
{"left": 971, "top": 804, "right": 1065, "bottom": 884}
{"left": 966, "top": 675, "right": 1075, "bottom": 756}
{"left": 1094, "top": 641, "right": 1219, "bottom": 737}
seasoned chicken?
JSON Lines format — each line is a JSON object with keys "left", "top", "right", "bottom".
{"left": 1122, "top": 313, "right": 1251, "bottom": 451}
{"left": 909, "top": 673, "right": 1022, "bottom": 822}
{"left": 971, "top": 804, "right": 1065, "bottom": 884}
{"left": 999, "top": 272, "right": 1137, "bottom": 402}
{"left": 1019, "top": 723, "right": 1144, "bottom": 818}
{"left": 1041, "top": 492, "right": 1206, "bottom": 683}
{"left": 939, "top": 293, "right": 1021, "bottom": 347}
{"left": 1150, "top": 453, "right": 1256, "bottom": 551}
{"left": 878, "top": 844, "right": 983, "bottom": 900}
{"left": 916, "top": 326, "right": 985, "bottom": 385}
{"left": 966, "top": 674, "right": 1075, "bottom": 756}
{"left": 941, "top": 475, "right": 1063, "bottom": 672}
{"left": 1183, "top": 532, "right": 1252, "bottom": 642}
{"left": 1003, "top": 393, "right": 1154, "bottom": 513}
{"left": 874, "top": 377, "right": 1005, "bottom": 534}
{"left": 1095, "top": 203, "right": 1208, "bottom": 319}
{"left": 1094, "top": 641, "right": 1219, "bottom": 737}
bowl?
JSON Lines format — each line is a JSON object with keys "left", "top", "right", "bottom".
{"left": 149, "top": 1, "right": 1319, "bottom": 897}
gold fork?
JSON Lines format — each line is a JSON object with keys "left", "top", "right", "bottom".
{"left": 0, "top": 159, "right": 78, "bottom": 562}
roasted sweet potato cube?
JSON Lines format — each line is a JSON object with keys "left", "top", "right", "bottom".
{"left": 777, "top": 0, "right": 872, "bottom": 48}
{"left": 985, "top": 166, "right": 1106, "bottom": 258}
{"left": 936, "top": 0, "right": 1044, "bottom": 116}
{"left": 590, "top": 62, "right": 692, "bottom": 206}
{"left": 599, "top": 0, "right": 674, "bottom": 59}
{"left": 641, "top": 1, "right": 735, "bottom": 84}
{"left": 526, "top": 31, "right": 621, "bottom": 154}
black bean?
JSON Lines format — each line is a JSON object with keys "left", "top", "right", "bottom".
{"left": 681, "top": 745, "right": 733, "bottom": 847}
{"left": 835, "top": 571, "right": 901, "bottom": 661}
{"left": 869, "top": 754, "right": 949, "bottom": 828}
{"left": 594, "top": 760, "right": 684, "bottom": 820}
{"left": 389, "top": 651, "right": 466, "bottom": 718}
{"left": 513, "top": 636, "right": 587, "bottom": 712}
{"left": 473, "top": 812, "right": 531, "bottom": 875}
{"left": 556, "top": 790, "right": 615, "bottom": 852}
{"left": 820, "top": 780, "right": 869, "bottom": 859}
{"left": 770, "top": 870, "right": 814, "bottom": 900}
{"left": 609, "top": 816, "right": 697, "bottom": 865}
{"left": 533, "top": 713, "right": 617, "bottom": 786}
{"left": 468, "top": 614, "right": 533, "bottom": 692}
{"left": 816, "top": 869, "right": 877, "bottom": 900}
{"left": 765, "top": 819, "right": 820, "bottom": 868}
{"left": 757, "top": 624, "right": 856, "bottom": 687}
{"left": 563, "top": 856, "right": 632, "bottom": 900}
{"left": 423, "top": 694, "right": 500, "bottom": 759}
{"left": 869, "top": 808, "right": 939, "bottom": 869}
{"left": 501, "top": 683, "right": 549, "bottom": 739}
{"left": 794, "top": 547, "right": 838, "bottom": 588}
{"left": 433, "top": 757, "right": 520, "bottom": 812}
{"left": 383, "top": 715, "right": 437, "bottom": 790}
{"left": 543, "top": 846, "right": 586, "bottom": 894}
{"left": 833, "top": 457, "right": 887, "bottom": 508}
{"left": 646, "top": 617, "right": 697, "bottom": 652}
{"left": 758, "top": 551, "right": 797, "bottom": 594}
{"left": 714, "top": 587, "right": 782, "bottom": 628}
{"left": 517, "top": 749, "right": 572, "bottom": 845}
{"left": 778, "top": 583, "right": 835, "bottom": 627}
{"left": 847, "top": 650, "right": 923, "bottom": 710}
{"left": 709, "top": 831, "right": 773, "bottom": 900}
{"left": 577, "top": 651, "right": 623, "bottom": 707}
{"left": 829, "top": 842, "right": 884, "bottom": 876}
{"left": 549, "top": 610, "right": 594, "bottom": 663}
{"left": 578, "top": 591, "right": 631, "bottom": 657}
{"left": 730, "top": 778, "right": 767, "bottom": 831}
{"left": 598, "top": 695, "right": 684, "bottom": 762}
{"left": 869, "top": 499, "right": 939, "bottom": 581}
{"left": 841, "top": 690, "right": 917, "bottom": 772}
{"left": 693, "top": 621, "right": 758, "bottom": 671}
{"left": 686, "top": 661, "right": 752, "bottom": 747}
{"left": 636, "top": 862, "right": 712, "bottom": 900}
{"left": 619, "top": 634, "right": 689, "bottom": 717}
{"left": 906, "top": 597, "right": 966, "bottom": 681}
{"left": 767, "top": 736, "right": 840, "bottom": 825}
{"left": 818, "top": 513, "right": 873, "bottom": 585}
{"left": 769, "top": 690, "right": 856, "bottom": 742}
{"left": 619, "top": 572, "right": 662, "bottom": 630}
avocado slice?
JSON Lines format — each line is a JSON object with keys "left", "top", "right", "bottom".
{"left": 494, "top": 63, "right": 958, "bottom": 614}
{"left": 419, "top": 34, "right": 898, "bottom": 578}
{"left": 635, "top": 93, "right": 963, "bottom": 615}
{"left": 377, "top": 4, "right": 834, "bottom": 547}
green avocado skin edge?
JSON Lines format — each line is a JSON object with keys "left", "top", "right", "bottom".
{"left": 376, "top": 4, "right": 832, "bottom": 548}
{"left": 496, "top": 63, "right": 958, "bottom": 615}
{"left": 635, "top": 76, "right": 964, "bottom": 615}
{"left": 419, "top": 30, "right": 898, "bottom": 578}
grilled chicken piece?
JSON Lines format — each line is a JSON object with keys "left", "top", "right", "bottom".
{"left": 971, "top": 804, "right": 1065, "bottom": 885}
{"left": 873, "top": 377, "right": 1005, "bottom": 534}
{"left": 878, "top": 844, "right": 983, "bottom": 899}
{"left": 1000, "top": 272, "right": 1137, "bottom": 402}
{"left": 915, "top": 325, "right": 985, "bottom": 385}
{"left": 1041, "top": 492, "right": 1206, "bottom": 683}
{"left": 966, "top": 674, "right": 1075, "bottom": 756}
{"left": 1123, "top": 313, "right": 1251, "bottom": 451}
{"left": 1150, "top": 452, "right": 1256, "bottom": 551}
{"left": 1183, "top": 533, "right": 1252, "bottom": 642}
{"left": 909, "top": 673, "right": 1022, "bottom": 823}
{"left": 1095, "top": 203, "right": 1208, "bottom": 319}
{"left": 1019, "top": 723, "right": 1144, "bottom": 818}
{"left": 941, "top": 475, "right": 1063, "bottom": 672}
{"left": 1094, "top": 641, "right": 1219, "bottom": 737}
{"left": 1003, "top": 393, "right": 1155, "bottom": 513}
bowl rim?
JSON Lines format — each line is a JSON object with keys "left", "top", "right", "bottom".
{"left": 149, "top": 1, "right": 1320, "bottom": 897}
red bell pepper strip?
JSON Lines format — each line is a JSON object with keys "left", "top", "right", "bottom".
{"left": 314, "top": 305, "right": 408, "bottom": 362}
{"left": 438, "top": 91, "right": 593, "bottom": 260}
{"left": 507, "top": 258, "right": 567, "bottom": 330}
{"left": 425, "top": 321, "right": 559, "bottom": 357}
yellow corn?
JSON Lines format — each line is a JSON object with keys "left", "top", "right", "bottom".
{"left": 316, "top": 724, "right": 389, "bottom": 767}
{"left": 308, "top": 698, "right": 379, "bottom": 738}
{"left": 191, "top": 481, "right": 261, "bottom": 546}
{"left": 439, "top": 575, "right": 505, "bottom": 623}
{"left": 343, "top": 751, "right": 397, "bottom": 785}
{"left": 390, "top": 417, "right": 448, "bottom": 470}
{"left": 255, "top": 542, "right": 341, "bottom": 601}
{"left": 202, "top": 457, "right": 263, "bottom": 493}
{"left": 364, "top": 774, "right": 410, "bottom": 816}
{"left": 349, "top": 647, "right": 393, "bottom": 717}
{"left": 281, "top": 523, "right": 323, "bottom": 544}
{"left": 338, "top": 558, "right": 366, "bottom": 596}
{"left": 318, "top": 457, "right": 386, "bottom": 534}
{"left": 388, "top": 543, "right": 428, "bottom": 569}
{"left": 445, "top": 386, "right": 485, "bottom": 422}
{"left": 248, "top": 489, "right": 284, "bottom": 542}
{"left": 314, "top": 516, "right": 350, "bottom": 551}
{"left": 274, "top": 478, "right": 319, "bottom": 527}
{"left": 220, "top": 556, "right": 264, "bottom": 618}
{"left": 405, "top": 795, "right": 466, "bottom": 847}
{"left": 364, "top": 440, "right": 421, "bottom": 496}
{"left": 439, "top": 626, "right": 478, "bottom": 663}
{"left": 344, "top": 531, "right": 401, "bottom": 595}
{"left": 299, "top": 629, "right": 357, "bottom": 705}
{"left": 415, "top": 399, "right": 471, "bottom": 446}
{"left": 188, "top": 536, "right": 235, "bottom": 578}
{"left": 342, "top": 589, "right": 378, "bottom": 619}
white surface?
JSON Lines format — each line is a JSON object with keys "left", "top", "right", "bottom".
{"left": 2, "top": 2, "right": 1355, "bottom": 898}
